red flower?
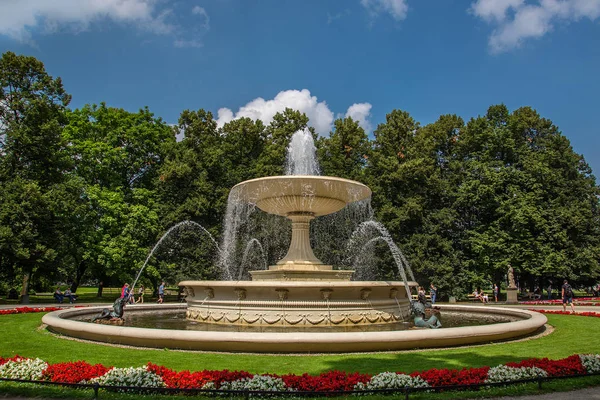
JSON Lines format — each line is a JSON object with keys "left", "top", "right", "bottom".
{"left": 0, "top": 307, "right": 61, "bottom": 315}
{"left": 43, "top": 361, "right": 110, "bottom": 383}
{"left": 0, "top": 355, "right": 27, "bottom": 365}
{"left": 148, "top": 363, "right": 252, "bottom": 389}
{"left": 413, "top": 366, "right": 489, "bottom": 387}
{"left": 506, "top": 355, "right": 585, "bottom": 377}
{"left": 280, "top": 370, "right": 370, "bottom": 392}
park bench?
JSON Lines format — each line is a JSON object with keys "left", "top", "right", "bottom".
{"left": 467, "top": 292, "right": 490, "bottom": 302}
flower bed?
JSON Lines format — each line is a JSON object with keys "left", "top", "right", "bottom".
{"left": 529, "top": 310, "right": 600, "bottom": 318}
{"left": 520, "top": 298, "right": 600, "bottom": 306}
{"left": 0, "top": 307, "right": 62, "bottom": 315}
{"left": 0, "top": 354, "right": 598, "bottom": 395}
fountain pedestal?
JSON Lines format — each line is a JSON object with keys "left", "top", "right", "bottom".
{"left": 183, "top": 174, "right": 420, "bottom": 329}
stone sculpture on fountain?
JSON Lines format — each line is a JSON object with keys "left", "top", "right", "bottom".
{"left": 91, "top": 297, "right": 127, "bottom": 325}
{"left": 410, "top": 300, "right": 442, "bottom": 329}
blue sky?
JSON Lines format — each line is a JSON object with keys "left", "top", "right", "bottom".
{"left": 1, "top": 0, "right": 599, "bottom": 174}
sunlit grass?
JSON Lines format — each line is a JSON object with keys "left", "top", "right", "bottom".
{"left": 1, "top": 312, "right": 599, "bottom": 374}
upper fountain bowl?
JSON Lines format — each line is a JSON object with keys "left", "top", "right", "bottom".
{"left": 230, "top": 175, "right": 372, "bottom": 217}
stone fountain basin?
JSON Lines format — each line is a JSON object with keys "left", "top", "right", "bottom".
{"left": 230, "top": 175, "right": 372, "bottom": 217}
{"left": 42, "top": 305, "right": 547, "bottom": 353}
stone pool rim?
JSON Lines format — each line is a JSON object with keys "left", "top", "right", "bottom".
{"left": 42, "top": 304, "right": 547, "bottom": 353}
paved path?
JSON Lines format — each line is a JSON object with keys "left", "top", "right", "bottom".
{"left": 482, "top": 386, "right": 600, "bottom": 399}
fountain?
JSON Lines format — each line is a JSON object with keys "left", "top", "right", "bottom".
{"left": 180, "top": 128, "right": 417, "bottom": 331}
{"left": 42, "top": 129, "right": 547, "bottom": 352}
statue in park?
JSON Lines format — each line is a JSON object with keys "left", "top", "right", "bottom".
{"left": 410, "top": 300, "right": 442, "bottom": 329}
{"left": 508, "top": 264, "right": 517, "bottom": 288}
{"left": 92, "top": 297, "right": 127, "bottom": 324}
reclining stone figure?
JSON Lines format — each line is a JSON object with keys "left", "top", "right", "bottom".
{"left": 92, "top": 297, "right": 127, "bottom": 323}
{"left": 410, "top": 300, "right": 442, "bottom": 329}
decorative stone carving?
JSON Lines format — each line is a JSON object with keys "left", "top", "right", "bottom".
{"left": 320, "top": 288, "right": 334, "bottom": 300}
{"left": 507, "top": 265, "right": 517, "bottom": 289}
{"left": 183, "top": 286, "right": 195, "bottom": 299}
{"left": 275, "top": 288, "right": 289, "bottom": 300}
{"left": 389, "top": 288, "right": 399, "bottom": 299}
{"left": 360, "top": 288, "right": 372, "bottom": 300}
{"left": 204, "top": 288, "right": 214, "bottom": 299}
{"left": 234, "top": 288, "right": 247, "bottom": 300}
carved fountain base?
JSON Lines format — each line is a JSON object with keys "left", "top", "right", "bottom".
{"left": 180, "top": 280, "right": 417, "bottom": 330}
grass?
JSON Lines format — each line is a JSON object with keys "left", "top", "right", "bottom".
{"left": 1, "top": 312, "right": 599, "bottom": 375}
{"left": 1, "top": 310, "right": 600, "bottom": 398}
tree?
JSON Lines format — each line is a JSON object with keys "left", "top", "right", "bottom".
{"left": 317, "top": 117, "right": 370, "bottom": 181}
{"left": 62, "top": 104, "right": 174, "bottom": 290}
{"left": 454, "top": 105, "right": 600, "bottom": 290}
{"left": 0, "top": 52, "right": 71, "bottom": 301}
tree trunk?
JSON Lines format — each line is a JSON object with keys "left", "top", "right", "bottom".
{"left": 71, "top": 259, "right": 87, "bottom": 293}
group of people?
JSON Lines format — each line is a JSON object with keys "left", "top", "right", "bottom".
{"left": 120, "top": 283, "right": 146, "bottom": 304}
{"left": 472, "top": 284, "right": 501, "bottom": 303}
{"left": 416, "top": 283, "right": 438, "bottom": 305}
{"left": 120, "top": 281, "right": 165, "bottom": 304}
{"left": 472, "top": 288, "right": 490, "bottom": 303}
{"left": 54, "top": 287, "right": 76, "bottom": 304}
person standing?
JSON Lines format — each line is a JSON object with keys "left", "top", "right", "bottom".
{"left": 493, "top": 284, "right": 499, "bottom": 302}
{"left": 157, "top": 281, "right": 165, "bottom": 304}
{"left": 120, "top": 283, "right": 129, "bottom": 299}
{"left": 429, "top": 283, "right": 437, "bottom": 305}
{"left": 547, "top": 282, "right": 553, "bottom": 300}
{"left": 136, "top": 285, "right": 145, "bottom": 303}
{"left": 417, "top": 286, "right": 427, "bottom": 305}
{"left": 562, "top": 279, "right": 575, "bottom": 313}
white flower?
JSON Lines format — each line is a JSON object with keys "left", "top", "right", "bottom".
{"left": 354, "top": 372, "right": 429, "bottom": 392}
{"left": 0, "top": 358, "right": 48, "bottom": 381}
{"left": 91, "top": 366, "right": 165, "bottom": 393}
{"left": 220, "top": 375, "right": 287, "bottom": 394}
{"left": 486, "top": 365, "right": 547, "bottom": 383}
{"left": 580, "top": 354, "right": 600, "bottom": 374}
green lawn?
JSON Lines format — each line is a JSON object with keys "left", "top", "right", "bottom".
{"left": 1, "top": 312, "right": 599, "bottom": 375}
{"left": 1, "top": 312, "right": 600, "bottom": 399}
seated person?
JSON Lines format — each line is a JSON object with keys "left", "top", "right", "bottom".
{"left": 481, "top": 292, "right": 489, "bottom": 303}
{"left": 474, "top": 288, "right": 488, "bottom": 303}
{"left": 64, "top": 288, "right": 76, "bottom": 303}
{"left": 54, "top": 287, "right": 64, "bottom": 303}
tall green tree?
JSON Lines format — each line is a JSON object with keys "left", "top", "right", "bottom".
{"left": 0, "top": 52, "right": 71, "bottom": 301}
{"left": 317, "top": 117, "right": 370, "bottom": 181}
{"left": 62, "top": 104, "right": 174, "bottom": 290}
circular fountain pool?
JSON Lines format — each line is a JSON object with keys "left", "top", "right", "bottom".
{"left": 42, "top": 304, "right": 547, "bottom": 353}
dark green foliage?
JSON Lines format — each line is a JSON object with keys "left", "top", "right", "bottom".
{"left": 1, "top": 51, "right": 599, "bottom": 296}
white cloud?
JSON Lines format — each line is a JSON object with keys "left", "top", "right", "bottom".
{"left": 216, "top": 89, "right": 373, "bottom": 136}
{"left": 470, "top": 0, "right": 600, "bottom": 53}
{"left": 469, "top": 0, "right": 524, "bottom": 22}
{"left": 345, "top": 103, "right": 373, "bottom": 133}
{"left": 360, "top": 0, "right": 409, "bottom": 21}
{"left": 192, "top": 6, "right": 210, "bottom": 30}
{"left": 0, "top": 0, "right": 209, "bottom": 47}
